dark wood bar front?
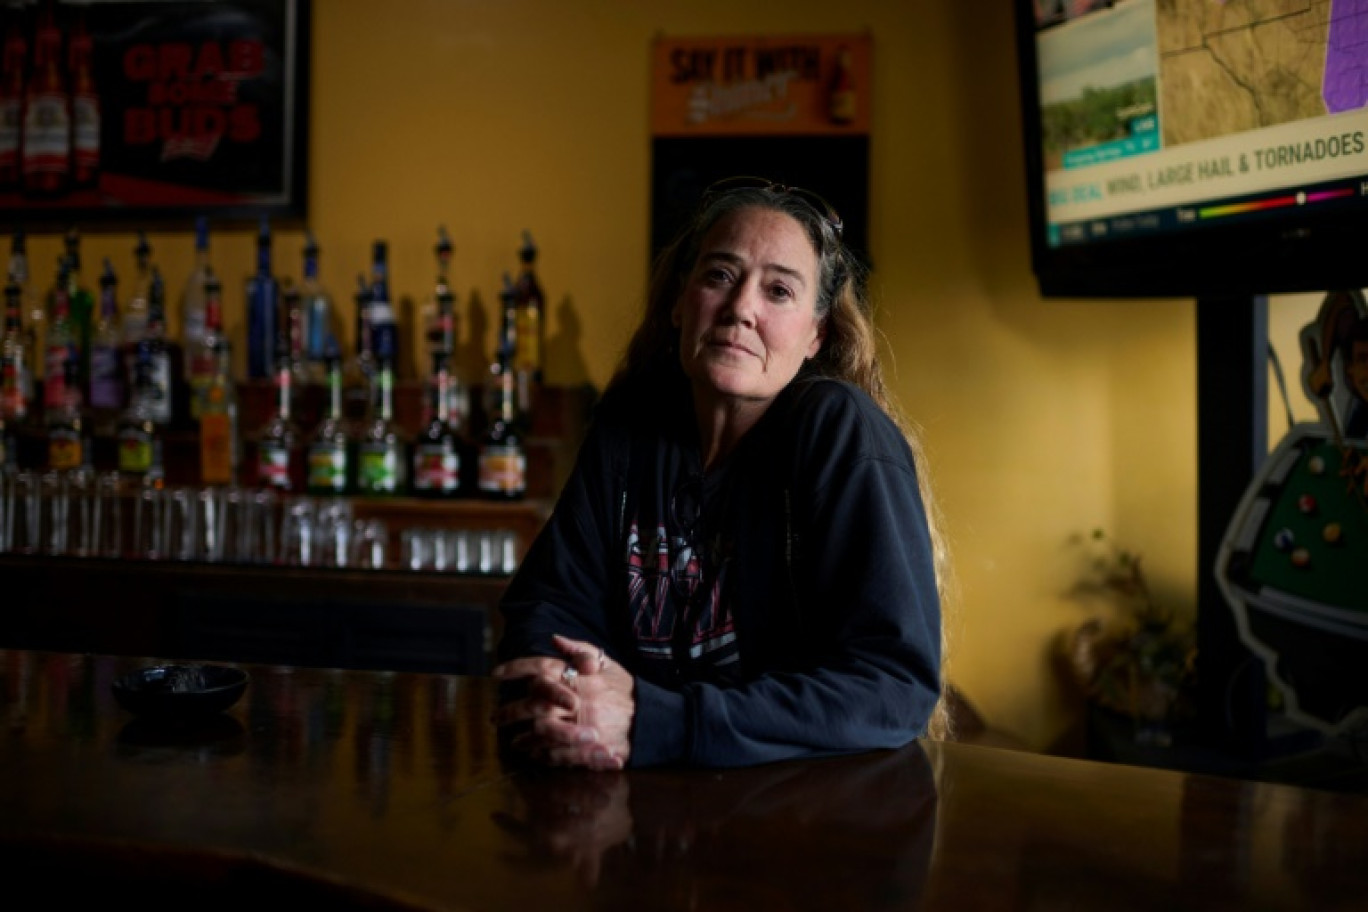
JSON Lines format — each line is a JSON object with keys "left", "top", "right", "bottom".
{"left": 2, "top": 650, "right": 1365, "bottom": 910}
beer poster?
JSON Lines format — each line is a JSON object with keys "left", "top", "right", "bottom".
{"left": 0, "top": 0, "right": 309, "bottom": 224}
{"left": 649, "top": 33, "right": 872, "bottom": 263}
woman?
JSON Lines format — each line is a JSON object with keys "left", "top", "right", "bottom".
{"left": 493, "top": 177, "right": 951, "bottom": 769}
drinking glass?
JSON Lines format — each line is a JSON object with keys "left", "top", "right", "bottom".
{"left": 197, "top": 486, "right": 230, "bottom": 563}
{"left": 38, "top": 471, "right": 67, "bottom": 556}
{"left": 132, "top": 486, "right": 166, "bottom": 560}
{"left": 280, "top": 497, "right": 318, "bottom": 566}
{"left": 0, "top": 468, "right": 16, "bottom": 552}
{"left": 66, "top": 470, "right": 96, "bottom": 557}
{"left": 350, "top": 518, "right": 388, "bottom": 570}
{"left": 497, "top": 529, "right": 519, "bottom": 575}
{"left": 401, "top": 527, "right": 432, "bottom": 571}
{"left": 315, "top": 499, "right": 354, "bottom": 568}
{"left": 476, "top": 529, "right": 495, "bottom": 574}
{"left": 164, "top": 486, "right": 199, "bottom": 561}
{"left": 91, "top": 471, "right": 124, "bottom": 558}
{"left": 450, "top": 529, "right": 472, "bottom": 574}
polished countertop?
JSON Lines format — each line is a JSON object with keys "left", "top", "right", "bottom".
{"left": 2, "top": 650, "right": 1365, "bottom": 910}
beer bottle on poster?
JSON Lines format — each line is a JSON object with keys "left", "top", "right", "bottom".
{"left": 246, "top": 217, "right": 280, "bottom": 380}
{"left": 306, "top": 343, "right": 353, "bottom": 496}
{"left": 256, "top": 332, "right": 303, "bottom": 492}
{"left": 88, "top": 259, "right": 123, "bottom": 432}
{"left": 412, "top": 352, "right": 462, "bottom": 499}
{"left": 180, "top": 216, "right": 212, "bottom": 363}
{"left": 477, "top": 344, "right": 526, "bottom": 501}
{"left": 21, "top": 0, "right": 69, "bottom": 198}
{"left": 827, "top": 44, "right": 857, "bottom": 125}
{"left": 0, "top": 11, "right": 26, "bottom": 190}
{"left": 67, "top": 6, "right": 98, "bottom": 189}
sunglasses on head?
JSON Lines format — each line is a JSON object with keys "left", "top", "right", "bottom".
{"left": 702, "top": 176, "right": 844, "bottom": 239}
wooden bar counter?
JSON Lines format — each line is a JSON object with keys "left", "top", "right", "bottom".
{"left": 2, "top": 649, "right": 1365, "bottom": 910}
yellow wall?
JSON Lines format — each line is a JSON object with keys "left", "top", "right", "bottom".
{"left": 23, "top": 1, "right": 1228, "bottom": 750}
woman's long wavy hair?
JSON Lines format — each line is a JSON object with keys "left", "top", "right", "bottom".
{"left": 606, "top": 185, "right": 956, "bottom": 740}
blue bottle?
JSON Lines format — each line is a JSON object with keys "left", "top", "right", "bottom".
{"left": 246, "top": 217, "right": 279, "bottom": 379}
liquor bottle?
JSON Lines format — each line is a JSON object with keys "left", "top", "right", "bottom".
{"left": 246, "top": 217, "right": 279, "bottom": 380}
{"left": 67, "top": 7, "right": 99, "bottom": 189}
{"left": 300, "top": 232, "right": 335, "bottom": 385}
{"left": 281, "top": 278, "right": 308, "bottom": 391}
{"left": 138, "top": 268, "right": 180, "bottom": 426}
{"left": 477, "top": 345, "right": 526, "bottom": 501}
{"left": 412, "top": 352, "right": 462, "bottom": 498}
{"left": 1, "top": 269, "right": 28, "bottom": 415}
{"left": 8, "top": 232, "right": 38, "bottom": 406}
{"left": 63, "top": 227, "right": 94, "bottom": 391}
{"left": 345, "top": 274, "right": 375, "bottom": 421}
{"left": 43, "top": 256, "right": 74, "bottom": 415}
{"left": 357, "top": 358, "right": 405, "bottom": 496}
{"left": 20, "top": 0, "right": 69, "bottom": 198}
{"left": 116, "top": 352, "right": 163, "bottom": 486}
{"left": 198, "top": 323, "right": 238, "bottom": 487}
{"left": 0, "top": 10, "right": 26, "bottom": 190}
{"left": 498, "top": 271, "right": 517, "bottom": 365}
{"left": 367, "top": 241, "right": 398, "bottom": 376}
{"left": 255, "top": 333, "right": 303, "bottom": 491}
{"left": 180, "top": 215, "right": 211, "bottom": 360}
{"left": 46, "top": 355, "right": 88, "bottom": 472}
{"left": 424, "top": 226, "right": 456, "bottom": 366}
{"left": 121, "top": 232, "right": 152, "bottom": 364}
{"left": 186, "top": 266, "right": 224, "bottom": 420}
{"left": 512, "top": 232, "right": 545, "bottom": 423}
{"left": 87, "top": 258, "right": 124, "bottom": 432}
{"left": 306, "top": 344, "right": 352, "bottom": 495}
{"left": 424, "top": 226, "right": 469, "bottom": 429}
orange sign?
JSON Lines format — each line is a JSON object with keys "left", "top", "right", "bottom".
{"left": 651, "top": 34, "right": 871, "bottom": 137}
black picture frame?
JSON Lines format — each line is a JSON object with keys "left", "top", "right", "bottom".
{"left": 0, "top": 0, "right": 310, "bottom": 229}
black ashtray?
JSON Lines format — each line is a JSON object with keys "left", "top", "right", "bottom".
{"left": 111, "top": 664, "right": 249, "bottom": 721}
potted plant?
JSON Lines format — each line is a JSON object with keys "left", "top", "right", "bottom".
{"left": 1060, "top": 529, "right": 1196, "bottom": 746}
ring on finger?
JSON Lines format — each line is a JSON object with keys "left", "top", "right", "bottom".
{"left": 597, "top": 648, "right": 606, "bottom": 671}
{"left": 561, "top": 665, "right": 579, "bottom": 688}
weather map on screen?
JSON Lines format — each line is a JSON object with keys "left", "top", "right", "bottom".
{"left": 1034, "top": 0, "right": 1368, "bottom": 250}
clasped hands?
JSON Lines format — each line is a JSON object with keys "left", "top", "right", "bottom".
{"left": 493, "top": 633, "right": 635, "bottom": 771}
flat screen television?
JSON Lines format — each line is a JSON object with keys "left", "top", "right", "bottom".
{"left": 1014, "top": 0, "right": 1368, "bottom": 298}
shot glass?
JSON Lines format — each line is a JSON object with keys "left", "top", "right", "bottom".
{"left": 401, "top": 527, "right": 432, "bottom": 572}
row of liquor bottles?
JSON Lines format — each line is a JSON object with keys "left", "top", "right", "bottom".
{"left": 0, "top": 218, "right": 547, "bottom": 427}
{"left": 2, "top": 349, "right": 529, "bottom": 500}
